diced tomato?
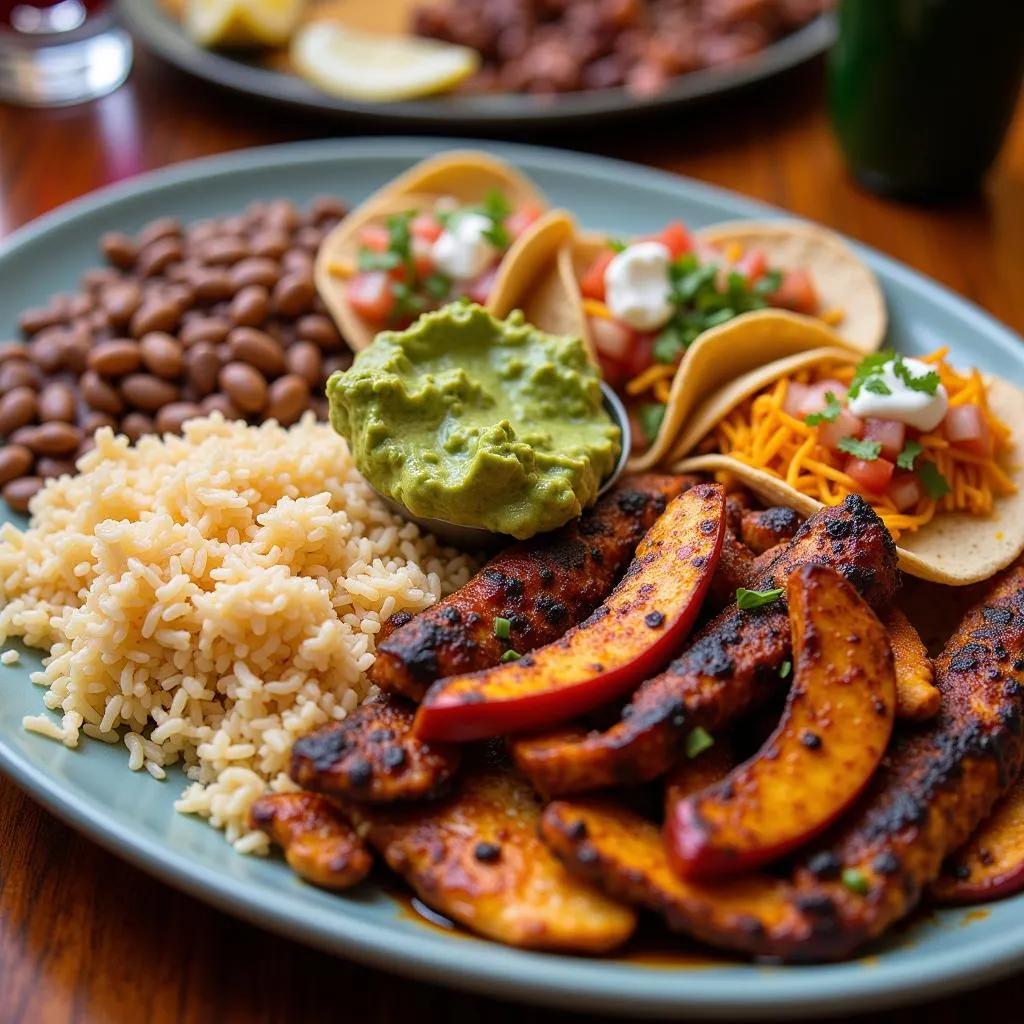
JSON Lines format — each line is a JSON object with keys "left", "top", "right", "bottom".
{"left": 888, "top": 471, "right": 924, "bottom": 512}
{"left": 782, "top": 381, "right": 810, "bottom": 417}
{"left": 506, "top": 203, "right": 543, "bottom": 241}
{"left": 799, "top": 379, "right": 849, "bottom": 416}
{"left": 588, "top": 315, "right": 634, "bottom": 362}
{"left": 733, "top": 248, "right": 767, "bottom": 283}
{"left": 944, "top": 404, "right": 993, "bottom": 457}
{"left": 863, "top": 418, "right": 906, "bottom": 462}
{"left": 653, "top": 221, "right": 693, "bottom": 259}
{"left": 819, "top": 409, "right": 865, "bottom": 451}
{"left": 465, "top": 265, "right": 500, "bottom": 306}
{"left": 580, "top": 250, "right": 615, "bottom": 301}
{"left": 358, "top": 223, "right": 390, "bottom": 253}
{"left": 846, "top": 456, "right": 895, "bottom": 496}
{"left": 347, "top": 271, "right": 394, "bottom": 323}
{"left": 768, "top": 268, "right": 819, "bottom": 315}
{"left": 410, "top": 213, "right": 444, "bottom": 244}
{"left": 622, "top": 334, "right": 655, "bottom": 381}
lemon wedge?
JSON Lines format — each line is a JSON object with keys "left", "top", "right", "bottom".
{"left": 291, "top": 22, "right": 479, "bottom": 102}
{"left": 185, "top": 0, "right": 306, "bottom": 48}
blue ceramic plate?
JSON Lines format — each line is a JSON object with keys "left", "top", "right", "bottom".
{"left": 118, "top": 0, "right": 834, "bottom": 128}
{"left": 1, "top": 139, "right": 1023, "bottom": 1020}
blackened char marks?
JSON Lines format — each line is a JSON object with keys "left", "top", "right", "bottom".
{"left": 368, "top": 474, "right": 689, "bottom": 702}
{"left": 289, "top": 697, "right": 461, "bottom": 803}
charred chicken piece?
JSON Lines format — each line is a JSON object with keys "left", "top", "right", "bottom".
{"left": 884, "top": 607, "right": 941, "bottom": 721}
{"left": 369, "top": 474, "right": 692, "bottom": 702}
{"left": 249, "top": 792, "right": 373, "bottom": 890}
{"left": 290, "top": 698, "right": 460, "bottom": 803}
{"left": 739, "top": 506, "right": 802, "bottom": 554}
{"left": 512, "top": 494, "right": 899, "bottom": 797}
{"left": 344, "top": 751, "right": 638, "bottom": 952}
{"left": 543, "top": 562, "right": 1024, "bottom": 961}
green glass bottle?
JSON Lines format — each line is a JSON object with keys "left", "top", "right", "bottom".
{"left": 829, "top": 0, "right": 1024, "bottom": 201}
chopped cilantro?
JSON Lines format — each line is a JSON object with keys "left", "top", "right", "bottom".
{"left": 653, "top": 325, "right": 687, "bottom": 365}
{"left": 476, "top": 189, "right": 512, "bottom": 249}
{"left": 386, "top": 212, "right": 414, "bottom": 263}
{"left": 736, "top": 587, "right": 785, "bottom": 610}
{"left": 685, "top": 727, "right": 715, "bottom": 759}
{"left": 896, "top": 440, "right": 924, "bottom": 470}
{"left": 837, "top": 437, "right": 882, "bottom": 460}
{"left": 780, "top": 659, "right": 792, "bottom": 679}
{"left": 841, "top": 868, "right": 870, "bottom": 896}
{"left": 893, "top": 352, "right": 941, "bottom": 395}
{"left": 753, "top": 269, "right": 783, "bottom": 296}
{"left": 500, "top": 649, "right": 521, "bottom": 663}
{"left": 637, "top": 402, "right": 667, "bottom": 444}
{"left": 608, "top": 238, "right": 627, "bottom": 253}
{"left": 848, "top": 351, "right": 895, "bottom": 400}
{"left": 494, "top": 617, "right": 511, "bottom": 640}
{"left": 917, "top": 460, "right": 952, "bottom": 499}
{"left": 863, "top": 377, "right": 892, "bottom": 396}
{"left": 356, "top": 249, "right": 401, "bottom": 272}
{"left": 423, "top": 273, "right": 452, "bottom": 300}
{"left": 804, "top": 391, "right": 843, "bottom": 426}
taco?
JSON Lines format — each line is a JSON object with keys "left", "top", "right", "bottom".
{"left": 672, "top": 338, "right": 1024, "bottom": 584}
{"left": 518, "top": 217, "right": 885, "bottom": 465}
{"left": 315, "top": 151, "right": 557, "bottom": 351}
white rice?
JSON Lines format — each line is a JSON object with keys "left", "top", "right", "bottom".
{"left": 0, "top": 414, "right": 477, "bottom": 853}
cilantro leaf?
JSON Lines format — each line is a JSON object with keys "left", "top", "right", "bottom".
{"left": 423, "top": 273, "right": 452, "bottom": 300}
{"left": 841, "top": 868, "right": 870, "bottom": 896}
{"left": 804, "top": 391, "right": 843, "bottom": 426}
{"left": 848, "top": 350, "right": 895, "bottom": 400}
{"left": 608, "top": 238, "right": 627, "bottom": 254}
{"left": 837, "top": 437, "right": 882, "bottom": 460}
{"left": 685, "top": 727, "right": 715, "bottom": 759}
{"left": 736, "top": 587, "right": 785, "bottom": 610}
{"left": 864, "top": 377, "right": 892, "bottom": 396}
{"left": 637, "top": 402, "right": 666, "bottom": 444}
{"left": 892, "top": 353, "right": 941, "bottom": 395}
{"left": 896, "top": 440, "right": 924, "bottom": 470}
{"left": 500, "top": 649, "right": 521, "bottom": 663}
{"left": 357, "top": 249, "right": 401, "bottom": 272}
{"left": 653, "top": 326, "right": 687, "bottom": 365}
{"left": 493, "top": 616, "right": 511, "bottom": 640}
{"left": 780, "top": 659, "right": 792, "bottom": 679}
{"left": 917, "top": 460, "right": 951, "bottom": 499}
{"left": 753, "top": 269, "right": 783, "bottom": 296}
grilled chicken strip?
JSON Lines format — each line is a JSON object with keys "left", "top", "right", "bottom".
{"left": 369, "top": 474, "right": 690, "bottom": 702}
{"left": 739, "top": 507, "right": 802, "bottom": 554}
{"left": 290, "top": 697, "right": 460, "bottom": 803}
{"left": 542, "top": 563, "right": 1024, "bottom": 961}
{"left": 249, "top": 792, "right": 373, "bottom": 890}
{"left": 341, "top": 751, "right": 637, "bottom": 952}
{"left": 705, "top": 528, "right": 758, "bottom": 612}
{"left": 512, "top": 495, "right": 899, "bottom": 797}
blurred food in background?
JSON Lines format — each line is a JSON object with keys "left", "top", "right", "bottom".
{"left": 165, "top": 0, "right": 833, "bottom": 101}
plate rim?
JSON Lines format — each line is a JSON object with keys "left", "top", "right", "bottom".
{"left": 2, "top": 136, "right": 1024, "bottom": 1020}
{"left": 116, "top": 0, "right": 835, "bottom": 127}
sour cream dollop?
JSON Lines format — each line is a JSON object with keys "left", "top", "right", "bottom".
{"left": 603, "top": 241, "right": 675, "bottom": 332}
{"left": 847, "top": 356, "right": 949, "bottom": 432}
{"left": 431, "top": 212, "right": 497, "bottom": 281}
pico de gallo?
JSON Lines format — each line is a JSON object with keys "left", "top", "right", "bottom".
{"left": 578, "top": 221, "right": 838, "bottom": 451}
{"left": 339, "top": 191, "right": 542, "bottom": 330}
{"left": 705, "top": 349, "right": 1016, "bottom": 540}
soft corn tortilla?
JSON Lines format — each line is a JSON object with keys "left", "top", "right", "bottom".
{"left": 672, "top": 349, "right": 1024, "bottom": 585}
{"left": 696, "top": 220, "right": 887, "bottom": 354}
{"left": 527, "top": 224, "right": 882, "bottom": 470}
{"left": 631, "top": 312, "right": 863, "bottom": 471}
{"left": 315, "top": 151, "right": 550, "bottom": 350}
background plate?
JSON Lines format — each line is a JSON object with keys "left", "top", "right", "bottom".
{"left": 117, "top": 0, "right": 835, "bottom": 128}
{"left": 1, "top": 139, "right": 1023, "bottom": 1020}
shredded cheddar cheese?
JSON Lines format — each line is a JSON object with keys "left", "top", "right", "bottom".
{"left": 707, "top": 352, "right": 1017, "bottom": 540}
{"left": 583, "top": 298, "right": 613, "bottom": 319}
{"left": 328, "top": 258, "right": 356, "bottom": 278}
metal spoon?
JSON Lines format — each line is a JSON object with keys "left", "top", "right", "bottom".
{"left": 371, "top": 382, "right": 632, "bottom": 549}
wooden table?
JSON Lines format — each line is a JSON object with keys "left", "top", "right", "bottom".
{"left": 2, "top": 42, "right": 1023, "bottom": 1024}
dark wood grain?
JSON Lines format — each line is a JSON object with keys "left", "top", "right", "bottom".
{"left": 2, "top": 41, "right": 1024, "bottom": 1024}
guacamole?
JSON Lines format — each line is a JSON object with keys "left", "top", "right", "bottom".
{"left": 327, "top": 303, "right": 621, "bottom": 539}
